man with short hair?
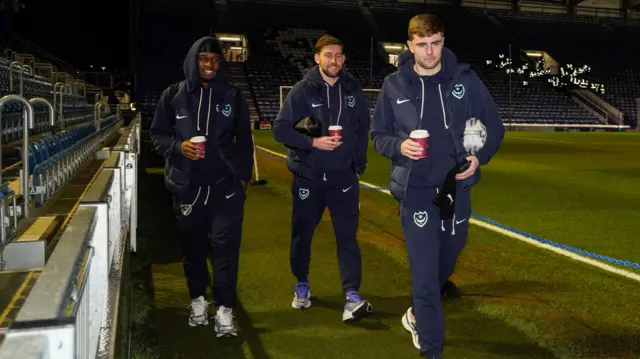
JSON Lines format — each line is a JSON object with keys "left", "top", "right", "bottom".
{"left": 273, "top": 34, "right": 373, "bottom": 323}
{"left": 371, "top": 14, "right": 505, "bottom": 358}
{"left": 150, "top": 36, "right": 253, "bottom": 338}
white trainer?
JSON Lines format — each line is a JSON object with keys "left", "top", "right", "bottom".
{"left": 188, "top": 296, "right": 210, "bottom": 327}
{"left": 214, "top": 305, "right": 238, "bottom": 338}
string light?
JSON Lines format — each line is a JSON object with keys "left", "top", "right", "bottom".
{"left": 486, "top": 54, "right": 605, "bottom": 94}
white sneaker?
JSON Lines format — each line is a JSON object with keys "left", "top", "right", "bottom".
{"left": 188, "top": 296, "right": 210, "bottom": 327}
{"left": 401, "top": 307, "right": 420, "bottom": 350}
{"left": 214, "top": 305, "right": 238, "bottom": 338}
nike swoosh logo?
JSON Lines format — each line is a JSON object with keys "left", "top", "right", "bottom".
{"left": 176, "top": 115, "right": 187, "bottom": 119}
{"left": 397, "top": 99, "right": 410, "bottom": 104}
{"left": 343, "top": 187, "right": 352, "bottom": 192}
{"left": 455, "top": 218, "right": 467, "bottom": 225}
{"left": 312, "top": 103, "right": 323, "bottom": 107}
{"left": 226, "top": 193, "right": 236, "bottom": 199}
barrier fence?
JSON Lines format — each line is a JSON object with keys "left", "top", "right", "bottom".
{"left": 0, "top": 114, "right": 140, "bottom": 359}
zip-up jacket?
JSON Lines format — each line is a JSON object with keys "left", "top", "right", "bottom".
{"left": 273, "top": 65, "right": 371, "bottom": 180}
{"left": 150, "top": 36, "right": 253, "bottom": 198}
{"left": 371, "top": 48, "right": 504, "bottom": 202}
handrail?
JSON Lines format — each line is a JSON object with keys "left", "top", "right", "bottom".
{"left": 0, "top": 95, "right": 35, "bottom": 218}
{"left": 9, "top": 62, "right": 22, "bottom": 94}
{"left": 74, "top": 80, "right": 87, "bottom": 98}
{"left": 53, "top": 83, "right": 65, "bottom": 129}
{"left": 21, "top": 64, "right": 33, "bottom": 76}
{"left": 94, "top": 103, "right": 106, "bottom": 133}
{"left": 583, "top": 90, "right": 624, "bottom": 124}
{"left": 574, "top": 89, "right": 624, "bottom": 125}
{"left": 34, "top": 62, "right": 54, "bottom": 83}
{"left": 29, "top": 97, "right": 55, "bottom": 128}
{"left": 0, "top": 115, "right": 141, "bottom": 359}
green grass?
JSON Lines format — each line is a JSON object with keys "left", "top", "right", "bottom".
{"left": 131, "top": 130, "right": 640, "bottom": 359}
{"left": 254, "top": 130, "right": 640, "bottom": 268}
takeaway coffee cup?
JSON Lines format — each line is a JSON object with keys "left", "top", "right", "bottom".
{"left": 328, "top": 125, "right": 343, "bottom": 138}
{"left": 191, "top": 136, "right": 206, "bottom": 158}
{"left": 410, "top": 129, "right": 429, "bottom": 158}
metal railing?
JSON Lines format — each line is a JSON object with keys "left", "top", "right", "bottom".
{"left": 0, "top": 114, "right": 140, "bottom": 359}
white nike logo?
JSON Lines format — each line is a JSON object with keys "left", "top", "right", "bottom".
{"left": 176, "top": 115, "right": 187, "bottom": 119}
{"left": 343, "top": 186, "right": 352, "bottom": 192}
{"left": 312, "top": 103, "right": 323, "bottom": 107}
{"left": 455, "top": 218, "right": 467, "bottom": 225}
{"left": 397, "top": 99, "right": 410, "bottom": 104}
{"left": 226, "top": 193, "right": 236, "bottom": 199}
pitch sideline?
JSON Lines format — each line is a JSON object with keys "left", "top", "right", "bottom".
{"left": 255, "top": 145, "right": 640, "bottom": 284}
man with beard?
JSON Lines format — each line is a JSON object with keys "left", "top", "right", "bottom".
{"left": 371, "top": 15, "right": 504, "bottom": 358}
{"left": 273, "top": 34, "right": 373, "bottom": 323}
{"left": 150, "top": 36, "right": 253, "bottom": 338}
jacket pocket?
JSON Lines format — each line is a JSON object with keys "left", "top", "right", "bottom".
{"left": 288, "top": 149, "right": 319, "bottom": 180}
{"left": 165, "top": 161, "right": 190, "bottom": 198}
{"left": 389, "top": 162, "right": 409, "bottom": 202}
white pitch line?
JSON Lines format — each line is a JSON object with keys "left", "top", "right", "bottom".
{"left": 515, "top": 137, "right": 577, "bottom": 144}
{"left": 255, "top": 145, "right": 640, "bottom": 283}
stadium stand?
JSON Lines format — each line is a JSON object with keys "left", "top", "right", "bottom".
{"left": 491, "top": 11, "right": 639, "bottom": 127}
{"left": 228, "top": 0, "right": 629, "bottom": 126}
{"left": 0, "top": 45, "right": 139, "bottom": 358}
{"left": 132, "top": 0, "right": 639, "bottom": 130}
{"left": 227, "top": 1, "right": 396, "bottom": 122}
{"left": 2, "top": 1, "right": 640, "bottom": 358}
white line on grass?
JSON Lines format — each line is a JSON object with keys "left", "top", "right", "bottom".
{"left": 514, "top": 137, "right": 577, "bottom": 144}
{"left": 256, "top": 145, "right": 640, "bottom": 283}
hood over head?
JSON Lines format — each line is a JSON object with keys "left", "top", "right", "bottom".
{"left": 183, "top": 36, "right": 231, "bottom": 93}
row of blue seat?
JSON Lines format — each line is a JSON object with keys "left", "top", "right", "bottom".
{"left": 14, "top": 115, "right": 118, "bottom": 173}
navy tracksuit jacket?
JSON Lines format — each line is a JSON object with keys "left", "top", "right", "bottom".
{"left": 371, "top": 48, "right": 504, "bottom": 356}
{"left": 150, "top": 37, "right": 253, "bottom": 307}
{"left": 273, "top": 66, "right": 371, "bottom": 292}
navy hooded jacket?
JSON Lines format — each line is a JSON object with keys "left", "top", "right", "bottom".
{"left": 150, "top": 36, "right": 253, "bottom": 197}
{"left": 371, "top": 48, "right": 504, "bottom": 203}
{"left": 273, "top": 65, "right": 371, "bottom": 180}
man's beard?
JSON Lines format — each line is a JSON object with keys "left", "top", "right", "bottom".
{"left": 321, "top": 64, "right": 340, "bottom": 78}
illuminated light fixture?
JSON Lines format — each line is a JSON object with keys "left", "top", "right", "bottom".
{"left": 230, "top": 46, "right": 243, "bottom": 50}
{"left": 219, "top": 36, "right": 241, "bottom": 41}
{"left": 384, "top": 45, "right": 403, "bottom": 50}
{"left": 526, "top": 51, "right": 543, "bottom": 57}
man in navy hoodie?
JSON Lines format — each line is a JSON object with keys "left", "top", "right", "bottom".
{"left": 371, "top": 15, "right": 504, "bottom": 358}
{"left": 150, "top": 36, "right": 253, "bottom": 338}
{"left": 273, "top": 34, "right": 373, "bottom": 324}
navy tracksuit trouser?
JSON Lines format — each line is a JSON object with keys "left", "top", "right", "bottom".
{"left": 172, "top": 178, "right": 246, "bottom": 307}
{"left": 400, "top": 185, "right": 471, "bottom": 356}
{"left": 290, "top": 170, "right": 362, "bottom": 293}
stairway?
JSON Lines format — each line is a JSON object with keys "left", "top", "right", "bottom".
{"left": 357, "top": 1, "right": 381, "bottom": 38}
{"left": 227, "top": 63, "right": 260, "bottom": 125}
{"left": 213, "top": 0, "right": 234, "bottom": 32}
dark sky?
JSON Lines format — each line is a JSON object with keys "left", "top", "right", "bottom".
{"left": 12, "top": 0, "right": 130, "bottom": 73}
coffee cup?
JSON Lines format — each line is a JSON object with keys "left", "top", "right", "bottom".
{"left": 191, "top": 136, "right": 206, "bottom": 158}
{"left": 410, "top": 129, "right": 429, "bottom": 158}
{"left": 328, "top": 125, "right": 343, "bottom": 137}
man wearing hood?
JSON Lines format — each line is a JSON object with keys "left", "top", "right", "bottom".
{"left": 273, "top": 34, "right": 373, "bottom": 324}
{"left": 371, "top": 15, "right": 504, "bottom": 358}
{"left": 150, "top": 36, "right": 253, "bottom": 338}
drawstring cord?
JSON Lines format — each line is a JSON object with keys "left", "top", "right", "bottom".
{"left": 181, "top": 185, "right": 211, "bottom": 215}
